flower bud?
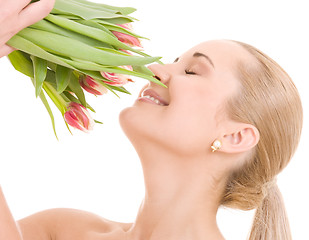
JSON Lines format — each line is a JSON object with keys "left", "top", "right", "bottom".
{"left": 101, "top": 66, "right": 134, "bottom": 87}
{"left": 112, "top": 23, "right": 142, "bottom": 48}
{"left": 64, "top": 102, "right": 94, "bottom": 132}
{"left": 80, "top": 75, "right": 108, "bottom": 95}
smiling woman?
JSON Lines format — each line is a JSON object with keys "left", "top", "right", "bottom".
{"left": 0, "top": 0, "right": 307, "bottom": 240}
{"left": 118, "top": 40, "right": 302, "bottom": 240}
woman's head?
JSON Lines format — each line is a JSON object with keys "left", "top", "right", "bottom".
{"left": 120, "top": 40, "right": 302, "bottom": 239}
{"left": 121, "top": 38, "right": 302, "bottom": 192}
{"left": 120, "top": 40, "right": 260, "bottom": 160}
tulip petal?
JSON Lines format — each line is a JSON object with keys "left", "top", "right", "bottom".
{"left": 80, "top": 75, "right": 108, "bottom": 95}
{"left": 64, "top": 102, "right": 94, "bottom": 132}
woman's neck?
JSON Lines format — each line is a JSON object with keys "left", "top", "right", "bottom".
{"left": 124, "top": 143, "right": 226, "bottom": 240}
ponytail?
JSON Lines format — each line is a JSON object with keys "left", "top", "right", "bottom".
{"left": 249, "top": 183, "right": 292, "bottom": 240}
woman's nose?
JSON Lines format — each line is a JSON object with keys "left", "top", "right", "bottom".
{"left": 147, "top": 64, "right": 171, "bottom": 85}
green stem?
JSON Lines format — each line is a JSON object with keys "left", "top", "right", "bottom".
{"left": 43, "top": 82, "right": 68, "bottom": 114}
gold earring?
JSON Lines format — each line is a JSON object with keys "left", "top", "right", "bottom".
{"left": 211, "top": 140, "right": 222, "bottom": 152}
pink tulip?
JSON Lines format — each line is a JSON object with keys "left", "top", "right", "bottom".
{"left": 80, "top": 75, "right": 108, "bottom": 95}
{"left": 101, "top": 66, "right": 134, "bottom": 87}
{"left": 64, "top": 102, "right": 94, "bottom": 132}
{"left": 112, "top": 23, "right": 142, "bottom": 48}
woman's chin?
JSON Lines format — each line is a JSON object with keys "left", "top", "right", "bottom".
{"left": 119, "top": 106, "right": 131, "bottom": 127}
{"left": 119, "top": 106, "right": 140, "bottom": 137}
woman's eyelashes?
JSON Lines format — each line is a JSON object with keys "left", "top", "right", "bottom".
{"left": 185, "top": 69, "right": 196, "bottom": 75}
{"left": 173, "top": 58, "right": 199, "bottom": 75}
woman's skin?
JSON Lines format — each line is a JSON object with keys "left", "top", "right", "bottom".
{"left": 0, "top": 3, "right": 261, "bottom": 235}
{"left": 119, "top": 40, "right": 260, "bottom": 240}
{"left": 0, "top": 40, "right": 261, "bottom": 240}
{"left": 0, "top": 0, "right": 55, "bottom": 57}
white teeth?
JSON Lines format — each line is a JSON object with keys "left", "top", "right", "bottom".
{"left": 143, "top": 95, "right": 165, "bottom": 106}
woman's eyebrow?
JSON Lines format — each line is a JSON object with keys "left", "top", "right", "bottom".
{"left": 193, "top": 52, "right": 215, "bottom": 69}
{"left": 173, "top": 53, "right": 215, "bottom": 69}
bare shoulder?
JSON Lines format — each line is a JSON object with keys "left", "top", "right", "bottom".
{"left": 18, "top": 208, "right": 133, "bottom": 240}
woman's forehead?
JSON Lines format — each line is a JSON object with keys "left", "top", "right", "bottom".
{"left": 181, "top": 40, "right": 255, "bottom": 69}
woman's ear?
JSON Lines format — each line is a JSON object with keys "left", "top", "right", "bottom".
{"left": 220, "top": 124, "right": 260, "bottom": 153}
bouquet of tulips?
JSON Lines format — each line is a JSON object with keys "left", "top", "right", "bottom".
{"left": 6, "top": 0, "right": 163, "bottom": 138}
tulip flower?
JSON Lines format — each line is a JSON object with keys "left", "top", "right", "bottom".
{"left": 64, "top": 102, "right": 94, "bottom": 132}
{"left": 112, "top": 23, "right": 142, "bottom": 48}
{"left": 80, "top": 75, "right": 108, "bottom": 95}
{"left": 7, "top": 0, "right": 165, "bottom": 138}
{"left": 101, "top": 66, "right": 134, "bottom": 87}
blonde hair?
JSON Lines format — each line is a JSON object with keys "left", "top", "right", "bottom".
{"left": 220, "top": 41, "right": 303, "bottom": 239}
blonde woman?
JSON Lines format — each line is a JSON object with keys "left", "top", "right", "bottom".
{"left": 0, "top": 1, "right": 303, "bottom": 240}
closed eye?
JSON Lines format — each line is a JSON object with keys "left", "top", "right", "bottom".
{"left": 185, "top": 70, "right": 196, "bottom": 75}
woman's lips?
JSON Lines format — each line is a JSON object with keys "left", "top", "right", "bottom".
{"left": 138, "top": 88, "right": 169, "bottom": 106}
{"left": 138, "top": 97, "right": 162, "bottom": 106}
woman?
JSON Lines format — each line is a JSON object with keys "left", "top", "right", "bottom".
{"left": 0, "top": 1, "right": 303, "bottom": 240}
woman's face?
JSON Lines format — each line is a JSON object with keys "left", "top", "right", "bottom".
{"left": 119, "top": 40, "right": 254, "bottom": 156}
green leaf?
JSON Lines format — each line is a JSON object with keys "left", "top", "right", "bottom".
{"left": 54, "top": 14, "right": 81, "bottom": 20}
{"left": 55, "top": 65, "right": 72, "bottom": 93}
{"left": 38, "top": 85, "right": 58, "bottom": 139}
{"left": 68, "top": 73, "right": 87, "bottom": 107}
{"left": 44, "top": 14, "right": 136, "bottom": 51}
{"left": 133, "top": 65, "right": 156, "bottom": 76}
{"left": 44, "top": 69, "right": 58, "bottom": 89}
{"left": 101, "top": 66, "right": 164, "bottom": 86}
{"left": 95, "top": 47, "right": 130, "bottom": 56}
{"left": 52, "top": 0, "right": 135, "bottom": 21}
{"left": 46, "top": 61, "right": 57, "bottom": 72}
{"left": 30, "top": 55, "right": 48, "bottom": 97}
{"left": 94, "top": 119, "right": 103, "bottom": 124}
{"left": 30, "top": 77, "right": 58, "bottom": 139}
{"left": 67, "top": 0, "right": 136, "bottom": 15}
{"left": 108, "top": 85, "right": 131, "bottom": 95}
{"left": 55, "top": 56, "right": 166, "bottom": 88}
{"left": 30, "top": 19, "right": 111, "bottom": 48}
{"left": 62, "top": 91, "right": 95, "bottom": 112}
{"left": 13, "top": 28, "right": 161, "bottom": 66}
{"left": 75, "top": 19, "right": 115, "bottom": 37}
{"left": 63, "top": 57, "right": 113, "bottom": 70}
{"left": 7, "top": 51, "right": 34, "bottom": 77}
{"left": 63, "top": 120, "right": 73, "bottom": 135}
{"left": 62, "top": 91, "right": 79, "bottom": 103}
{"left": 96, "top": 81, "right": 120, "bottom": 98}
{"left": 101, "top": 18, "right": 133, "bottom": 25}
{"left": 95, "top": 19, "right": 147, "bottom": 40}
{"left": 7, "top": 34, "right": 76, "bottom": 69}
{"left": 42, "top": 82, "right": 67, "bottom": 114}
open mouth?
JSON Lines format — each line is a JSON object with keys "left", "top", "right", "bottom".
{"left": 138, "top": 88, "right": 169, "bottom": 106}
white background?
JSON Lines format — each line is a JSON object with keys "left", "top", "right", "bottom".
{"left": 0, "top": 0, "right": 308, "bottom": 239}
